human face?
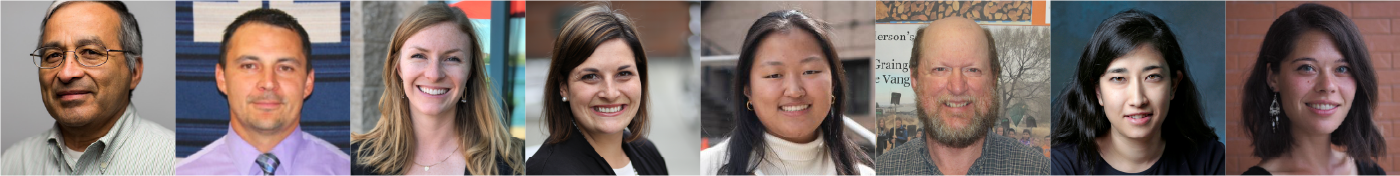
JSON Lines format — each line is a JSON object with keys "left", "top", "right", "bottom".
{"left": 216, "top": 22, "right": 314, "bottom": 133}
{"left": 399, "top": 23, "right": 471, "bottom": 117}
{"left": 1268, "top": 30, "right": 1355, "bottom": 136}
{"left": 746, "top": 30, "right": 834, "bottom": 143}
{"left": 562, "top": 39, "right": 642, "bottom": 136}
{"left": 1096, "top": 45, "right": 1178, "bottom": 139}
{"left": 912, "top": 20, "right": 999, "bottom": 148}
{"left": 38, "top": 2, "right": 143, "bottom": 127}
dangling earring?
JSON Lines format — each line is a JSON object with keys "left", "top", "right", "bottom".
{"left": 1270, "top": 93, "right": 1280, "bottom": 133}
{"left": 746, "top": 101, "right": 753, "bottom": 111}
{"left": 460, "top": 98, "right": 467, "bottom": 103}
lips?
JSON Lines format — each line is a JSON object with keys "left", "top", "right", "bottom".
{"left": 418, "top": 86, "right": 448, "bottom": 95}
{"left": 1305, "top": 100, "right": 1341, "bottom": 115}
{"left": 944, "top": 101, "right": 970, "bottom": 108}
{"left": 1123, "top": 112, "right": 1153, "bottom": 125}
{"left": 592, "top": 104, "right": 627, "bottom": 116}
{"left": 56, "top": 90, "right": 93, "bottom": 101}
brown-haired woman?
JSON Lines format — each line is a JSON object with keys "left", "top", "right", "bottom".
{"left": 1239, "top": 3, "right": 1386, "bottom": 175}
{"left": 524, "top": 3, "right": 667, "bottom": 175}
{"left": 351, "top": 3, "right": 523, "bottom": 175}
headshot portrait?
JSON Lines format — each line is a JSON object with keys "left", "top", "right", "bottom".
{"left": 1, "top": 1, "right": 176, "bottom": 174}
{"left": 1227, "top": 2, "right": 1395, "bottom": 175}
{"left": 172, "top": 1, "right": 352, "bottom": 175}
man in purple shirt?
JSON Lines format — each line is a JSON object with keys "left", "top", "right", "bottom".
{"left": 175, "top": 8, "right": 349, "bottom": 175}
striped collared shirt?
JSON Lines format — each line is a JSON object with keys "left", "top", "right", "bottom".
{"left": 876, "top": 135, "right": 1050, "bottom": 175}
{"left": 2, "top": 104, "right": 176, "bottom": 174}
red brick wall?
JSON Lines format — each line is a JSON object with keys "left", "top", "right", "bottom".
{"left": 1226, "top": 1, "right": 1400, "bottom": 174}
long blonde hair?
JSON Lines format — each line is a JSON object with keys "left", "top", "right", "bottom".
{"left": 351, "top": 3, "right": 522, "bottom": 175}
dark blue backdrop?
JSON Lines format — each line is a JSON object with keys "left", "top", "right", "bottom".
{"left": 1050, "top": 1, "right": 1228, "bottom": 144}
{"left": 175, "top": 1, "right": 352, "bottom": 157}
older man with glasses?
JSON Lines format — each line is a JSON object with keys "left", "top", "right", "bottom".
{"left": 2, "top": 1, "right": 174, "bottom": 174}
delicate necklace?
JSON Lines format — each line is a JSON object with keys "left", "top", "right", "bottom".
{"left": 413, "top": 145, "right": 460, "bottom": 171}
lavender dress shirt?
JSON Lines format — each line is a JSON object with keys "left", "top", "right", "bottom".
{"left": 176, "top": 126, "right": 349, "bottom": 175}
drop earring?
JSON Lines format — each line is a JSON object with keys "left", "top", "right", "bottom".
{"left": 1270, "top": 93, "right": 1280, "bottom": 133}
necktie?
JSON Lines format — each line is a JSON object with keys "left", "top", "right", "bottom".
{"left": 256, "top": 153, "right": 280, "bottom": 175}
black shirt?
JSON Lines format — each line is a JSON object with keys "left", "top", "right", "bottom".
{"left": 349, "top": 138, "right": 523, "bottom": 175}
{"left": 1242, "top": 159, "right": 1386, "bottom": 175}
{"left": 525, "top": 128, "right": 668, "bottom": 175}
{"left": 1051, "top": 140, "right": 1225, "bottom": 175}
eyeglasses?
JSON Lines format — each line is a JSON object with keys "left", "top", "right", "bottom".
{"left": 30, "top": 46, "right": 126, "bottom": 69}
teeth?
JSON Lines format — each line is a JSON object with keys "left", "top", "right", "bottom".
{"left": 595, "top": 106, "right": 622, "bottom": 113}
{"left": 945, "top": 102, "right": 969, "bottom": 108}
{"left": 1126, "top": 114, "right": 1149, "bottom": 119}
{"left": 419, "top": 86, "right": 447, "bottom": 95}
{"left": 1308, "top": 103, "right": 1338, "bottom": 110}
{"left": 781, "top": 105, "right": 809, "bottom": 111}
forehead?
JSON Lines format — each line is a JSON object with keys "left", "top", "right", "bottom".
{"left": 753, "top": 30, "right": 826, "bottom": 65}
{"left": 226, "top": 22, "right": 307, "bottom": 61}
{"left": 918, "top": 27, "right": 991, "bottom": 66}
{"left": 43, "top": 2, "right": 122, "bottom": 43}
{"left": 404, "top": 22, "right": 472, "bottom": 52}
{"left": 1287, "top": 30, "right": 1344, "bottom": 62}
{"left": 1106, "top": 45, "right": 1166, "bottom": 70}
{"left": 577, "top": 39, "right": 636, "bottom": 68}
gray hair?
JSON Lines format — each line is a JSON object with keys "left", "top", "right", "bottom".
{"left": 40, "top": 0, "right": 142, "bottom": 72}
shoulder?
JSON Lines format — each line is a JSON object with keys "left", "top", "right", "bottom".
{"left": 856, "top": 163, "right": 877, "bottom": 176}
{"left": 525, "top": 142, "right": 575, "bottom": 175}
{"left": 1, "top": 131, "right": 55, "bottom": 174}
{"left": 698, "top": 139, "right": 731, "bottom": 175}
{"left": 1357, "top": 158, "right": 1387, "bottom": 175}
{"left": 875, "top": 137, "right": 930, "bottom": 175}
{"left": 348, "top": 141, "right": 378, "bottom": 175}
{"left": 299, "top": 132, "right": 352, "bottom": 164}
{"left": 127, "top": 115, "right": 175, "bottom": 139}
{"left": 984, "top": 135, "right": 1050, "bottom": 174}
{"left": 1050, "top": 143, "right": 1083, "bottom": 175}
{"left": 176, "top": 135, "right": 236, "bottom": 174}
{"left": 626, "top": 137, "right": 668, "bottom": 174}
{"left": 1241, "top": 165, "right": 1272, "bottom": 175}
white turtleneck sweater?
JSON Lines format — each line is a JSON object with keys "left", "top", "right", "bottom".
{"left": 699, "top": 133, "right": 875, "bottom": 175}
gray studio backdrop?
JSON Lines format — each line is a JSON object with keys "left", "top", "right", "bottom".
{"left": 1050, "top": 1, "right": 1228, "bottom": 144}
{"left": 2, "top": 1, "right": 177, "bottom": 151}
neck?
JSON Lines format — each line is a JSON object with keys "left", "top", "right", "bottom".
{"left": 925, "top": 136, "right": 985, "bottom": 175}
{"left": 578, "top": 126, "right": 628, "bottom": 168}
{"left": 231, "top": 118, "right": 298, "bottom": 153}
{"left": 1277, "top": 129, "right": 1349, "bottom": 174}
{"left": 411, "top": 108, "right": 461, "bottom": 154}
{"left": 1095, "top": 129, "right": 1165, "bottom": 172}
{"left": 56, "top": 105, "right": 128, "bottom": 152}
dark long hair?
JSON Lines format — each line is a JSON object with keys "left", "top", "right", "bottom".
{"left": 1241, "top": 3, "right": 1384, "bottom": 163}
{"left": 542, "top": 3, "right": 651, "bottom": 144}
{"left": 718, "top": 10, "right": 871, "bottom": 175}
{"left": 1051, "top": 9, "right": 1218, "bottom": 171}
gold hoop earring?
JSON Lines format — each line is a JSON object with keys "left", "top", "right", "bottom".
{"left": 831, "top": 95, "right": 836, "bottom": 104}
{"left": 746, "top": 101, "right": 753, "bottom": 111}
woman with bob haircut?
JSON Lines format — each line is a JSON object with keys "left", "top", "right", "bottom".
{"left": 1239, "top": 3, "right": 1386, "bottom": 175}
{"left": 698, "top": 10, "right": 874, "bottom": 175}
{"left": 524, "top": 3, "right": 668, "bottom": 175}
{"left": 351, "top": 3, "right": 523, "bottom": 175}
{"left": 1050, "top": 9, "right": 1224, "bottom": 175}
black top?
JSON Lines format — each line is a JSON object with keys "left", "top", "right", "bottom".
{"left": 525, "top": 128, "right": 668, "bottom": 175}
{"left": 349, "top": 138, "right": 523, "bottom": 175}
{"left": 1242, "top": 159, "right": 1386, "bottom": 175}
{"left": 1051, "top": 140, "right": 1225, "bottom": 175}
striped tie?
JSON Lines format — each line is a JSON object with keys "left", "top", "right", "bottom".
{"left": 256, "top": 153, "right": 280, "bottom": 175}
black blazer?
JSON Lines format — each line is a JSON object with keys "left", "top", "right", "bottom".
{"left": 525, "top": 128, "right": 668, "bottom": 175}
{"left": 350, "top": 138, "right": 523, "bottom": 175}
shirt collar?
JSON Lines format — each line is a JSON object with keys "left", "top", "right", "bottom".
{"left": 44, "top": 104, "right": 141, "bottom": 169}
{"left": 225, "top": 125, "right": 305, "bottom": 175}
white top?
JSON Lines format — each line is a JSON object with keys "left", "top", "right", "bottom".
{"left": 700, "top": 132, "right": 875, "bottom": 175}
{"left": 612, "top": 161, "right": 637, "bottom": 176}
{"left": 61, "top": 145, "right": 84, "bottom": 170}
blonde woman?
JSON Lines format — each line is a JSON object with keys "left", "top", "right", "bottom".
{"left": 351, "top": 3, "right": 523, "bottom": 175}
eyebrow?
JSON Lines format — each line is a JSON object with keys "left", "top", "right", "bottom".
{"left": 764, "top": 56, "right": 824, "bottom": 66}
{"left": 235, "top": 55, "right": 304, "bottom": 66}
{"left": 1107, "top": 68, "right": 1127, "bottom": 73}
{"left": 617, "top": 65, "right": 632, "bottom": 71}
{"left": 39, "top": 36, "right": 106, "bottom": 49}
{"left": 1143, "top": 65, "right": 1162, "bottom": 72}
{"left": 411, "top": 46, "right": 464, "bottom": 55}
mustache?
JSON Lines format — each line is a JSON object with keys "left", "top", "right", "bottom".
{"left": 245, "top": 92, "right": 284, "bottom": 104}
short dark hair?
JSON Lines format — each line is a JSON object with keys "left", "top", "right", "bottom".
{"left": 218, "top": 8, "right": 312, "bottom": 72}
{"left": 907, "top": 21, "right": 1000, "bottom": 77}
{"left": 542, "top": 3, "right": 651, "bottom": 144}
{"left": 719, "top": 10, "right": 870, "bottom": 175}
{"left": 1241, "top": 3, "right": 1384, "bottom": 163}
{"left": 1051, "top": 9, "right": 1218, "bottom": 172}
